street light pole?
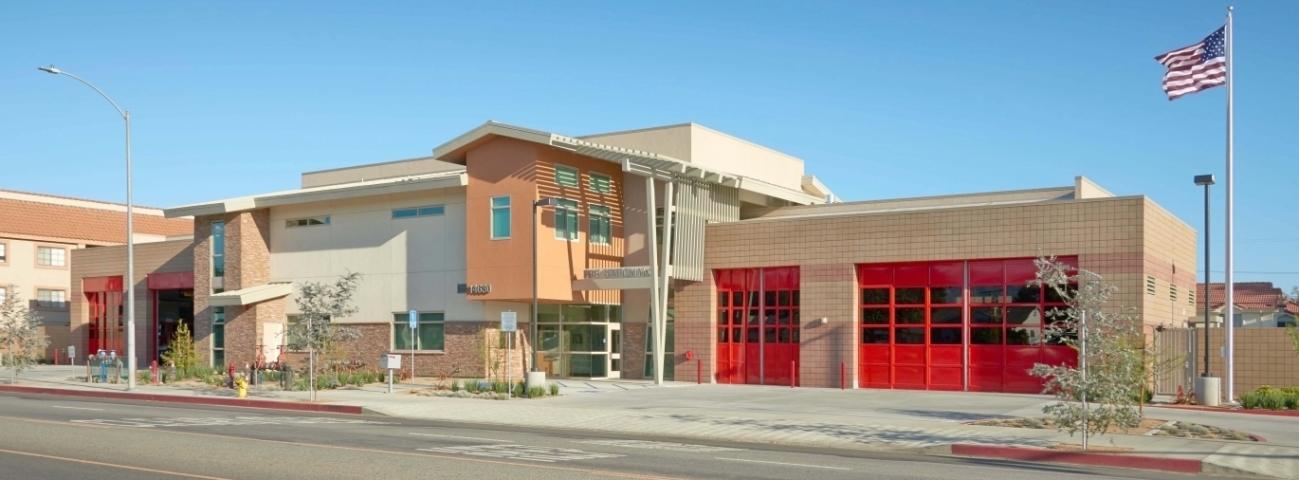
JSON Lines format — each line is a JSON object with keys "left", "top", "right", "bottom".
{"left": 1194, "top": 174, "right": 1218, "bottom": 406}
{"left": 530, "top": 198, "right": 557, "bottom": 386}
{"left": 38, "top": 66, "right": 137, "bottom": 391}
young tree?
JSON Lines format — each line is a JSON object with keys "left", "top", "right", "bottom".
{"left": 161, "top": 322, "right": 199, "bottom": 377}
{"left": 1029, "top": 256, "right": 1146, "bottom": 449}
{"left": 0, "top": 287, "right": 50, "bottom": 384}
{"left": 285, "top": 272, "right": 362, "bottom": 401}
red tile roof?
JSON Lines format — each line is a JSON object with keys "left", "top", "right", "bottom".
{"left": 0, "top": 197, "right": 192, "bottom": 244}
{"left": 1196, "top": 282, "right": 1290, "bottom": 311}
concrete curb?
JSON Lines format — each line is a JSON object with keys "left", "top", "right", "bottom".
{"left": 0, "top": 385, "right": 363, "bottom": 415}
{"left": 950, "top": 443, "right": 1203, "bottom": 475}
{"left": 1152, "top": 404, "right": 1299, "bottom": 418}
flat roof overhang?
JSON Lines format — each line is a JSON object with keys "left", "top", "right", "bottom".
{"left": 208, "top": 282, "right": 293, "bottom": 307}
{"left": 164, "top": 171, "right": 467, "bottom": 218}
{"left": 433, "top": 122, "right": 826, "bottom": 206}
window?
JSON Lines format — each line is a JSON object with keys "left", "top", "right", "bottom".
{"left": 285, "top": 216, "right": 330, "bottom": 228}
{"left": 393, "top": 205, "right": 445, "bottom": 219}
{"left": 1146, "top": 276, "right": 1157, "bottom": 296}
{"left": 1170, "top": 284, "right": 1178, "bottom": 302}
{"left": 490, "top": 197, "right": 511, "bottom": 239}
{"left": 555, "top": 199, "right": 579, "bottom": 240}
{"left": 1189, "top": 291, "right": 1197, "bottom": 306}
{"left": 37, "top": 246, "right": 66, "bottom": 267}
{"left": 37, "top": 289, "right": 66, "bottom": 309}
{"left": 212, "top": 292, "right": 225, "bottom": 367}
{"left": 589, "top": 205, "right": 611, "bottom": 245}
{"left": 555, "top": 165, "right": 579, "bottom": 188}
{"left": 0, "top": 242, "right": 7, "bottom": 263}
{"left": 211, "top": 221, "right": 225, "bottom": 278}
{"left": 393, "top": 312, "right": 444, "bottom": 351}
{"left": 589, "top": 173, "right": 611, "bottom": 194}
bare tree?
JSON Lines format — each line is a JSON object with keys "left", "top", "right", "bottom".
{"left": 1029, "top": 256, "right": 1146, "bottom": 449}
{"left": 0, "top": 287, "right": 50, "bottom": 384}
{"left": 285, "top": 272, "right": 362, "bottom": 401}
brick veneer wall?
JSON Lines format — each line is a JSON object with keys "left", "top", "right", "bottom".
{"left": 676, "top": 196, "right": 1198, "bottom": 387}
{"left": 1200, "top": 329, "right": 1299, "bottom": 396}
{"left": 278, "top": 321, "right": 530, "bottom": 379}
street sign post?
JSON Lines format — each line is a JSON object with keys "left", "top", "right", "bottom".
{"left": 502, "top": 311, "right": 517, "bottom": 398}
{"left": 408, "top": 310, "right": 417, "bottom": 383}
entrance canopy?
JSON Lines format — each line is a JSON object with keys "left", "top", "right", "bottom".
{"left": 208, "top": 282, "right": 293, "bottom": 307}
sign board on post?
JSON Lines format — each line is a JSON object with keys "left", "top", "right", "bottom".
{"left": 408, "top": 310, "right": 418, "bottom": 383}
{"left": 502, "top": 311, "right": 516, "bottom": 399}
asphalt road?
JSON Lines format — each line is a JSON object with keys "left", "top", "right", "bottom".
{"left": 0, "top": 393, "right": 1226, "bottom": 480}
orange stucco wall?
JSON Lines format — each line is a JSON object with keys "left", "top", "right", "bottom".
{"left": 465, "top": 136, "right": 624, "bottom": 304}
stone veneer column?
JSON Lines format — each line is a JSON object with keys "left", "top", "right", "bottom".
{"left": 192, "top": 209, "right": 273, "bottom": 368}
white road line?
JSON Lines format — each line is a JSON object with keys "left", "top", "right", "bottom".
{"left": 51, "top": 406, "right": 104, "bottom": 411}
{"left": 409, "top": 432, "right": 511, "bottom": 443}
{"left": 714, "top": 457, "right": 851, "bottom": 470}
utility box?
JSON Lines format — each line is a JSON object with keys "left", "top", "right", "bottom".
{"left": 380, "top": 354, "right": 402, "bottom": 370}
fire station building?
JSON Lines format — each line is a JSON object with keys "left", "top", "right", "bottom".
{"left": 68, "top": 121, "right": 1197, "bottom": 393}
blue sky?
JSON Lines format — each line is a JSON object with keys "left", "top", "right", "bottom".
{"left": 3, "top": 1, "right": 1296, "bottom": 287}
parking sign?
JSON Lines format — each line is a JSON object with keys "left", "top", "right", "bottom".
{"left": 500, "top": 311, "right": 517, "bottom": 332}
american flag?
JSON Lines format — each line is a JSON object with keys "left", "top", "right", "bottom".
{"left": 1155, "top": 26, "right": 1226, "bottom": 100}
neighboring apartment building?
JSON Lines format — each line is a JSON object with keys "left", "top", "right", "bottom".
{"left": 0, "top": 189, "right": 193, "bottom": 360}
{"left": 69, "top": 120, "right": 1198, "bottom": 394}
{"left": 1191, "top": 282, "right": 1298, "bottom": 328}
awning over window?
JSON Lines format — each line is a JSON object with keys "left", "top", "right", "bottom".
{"left": 208, "top": 282, "right": 293, "bottom": 307}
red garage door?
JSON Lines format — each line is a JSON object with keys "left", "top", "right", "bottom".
{"left": 858, "top": 258, "right": 1078, "bottom": 393}
{"left": 716, "top": 267, "right": 800, "bottom": 385}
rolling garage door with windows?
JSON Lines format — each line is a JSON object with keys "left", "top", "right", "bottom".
{"left": 715, "top": 267, "right": 800, "bottom": 386}
{"left": 858, "top": 258, "right": 1078, "bottom": 393}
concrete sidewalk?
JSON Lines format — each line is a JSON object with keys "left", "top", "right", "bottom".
{"left": 8, "top": 366, "right": 1299, "bottom": 478}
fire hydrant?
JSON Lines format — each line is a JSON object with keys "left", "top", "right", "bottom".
{"left": 235, "top": 377, "right": 248, "bottom": 398}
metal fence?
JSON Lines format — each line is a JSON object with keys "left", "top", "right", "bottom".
{"left": 1152, "top": 327, "right": 1197, "bottom": 396}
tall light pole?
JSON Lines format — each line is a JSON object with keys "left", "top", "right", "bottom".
{"left": 39, "top": 65, "right": 137, "bottom": 391}
{"left": 1194, "top": 174, "right": 1218, "bottom": 406}
{"left": 529, "top": 197, "right": 558, "bottom": 388}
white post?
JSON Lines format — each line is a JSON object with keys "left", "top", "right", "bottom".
{"left": 644, "top": 176, "right": 661, "bottom": 385}
{"left": 125, "top": 110, "right": 136, "bottom": 391}
{"left": 507, "top": 332, "right": 512, "bottom": 399}
{"left": 410, "top": 323, "right": 415, "bottom": 384}
{"left": 1223, "top": 6, "right": 1236, "bottom": 404}
{"left": 658, "top": 181, "right": 675, "bottom": 385}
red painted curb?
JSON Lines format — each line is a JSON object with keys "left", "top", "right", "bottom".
{"left": 1153, "top": 404, "right": 1299, "bottom": 418}
{"left": 0, "top": 385, "right": 363, "bottom": 415}
{"left": 951, "top": 443, "right": 1202, "bottom": 474}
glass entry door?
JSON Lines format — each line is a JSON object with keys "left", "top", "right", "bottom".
{"left": 608, "top": 323, "right": 622, "bottom": 378}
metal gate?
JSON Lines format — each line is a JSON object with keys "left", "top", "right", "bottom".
{"left": 1152, "top": 327, "right": 1197, "bottom": 396}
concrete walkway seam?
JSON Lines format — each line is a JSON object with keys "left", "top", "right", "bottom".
{"left": 0, "top": 385, "right": 363, "bottom": 415}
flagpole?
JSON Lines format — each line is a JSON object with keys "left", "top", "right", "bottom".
{"left": 1224, "top": 5, "right": 1236, "bottom": 405}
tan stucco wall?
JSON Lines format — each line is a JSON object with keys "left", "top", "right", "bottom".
{"left": 0, "top": 237, "right": 77, "bottom": 329}
{"left": 269, "top": 188, "right": 481, "bottom": 325}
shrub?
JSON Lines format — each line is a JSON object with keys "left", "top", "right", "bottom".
{"left": 1261, "top": 391, "right": 1288, "bottom": 410}
{"left": 1240, "top": 391, "right": 1262, "bottom": 410}
{"left": 492, "top": 381, "right": 508, "bottom": 394}
{"left": 465, "top": 381, "right": 480, "bottom": 394}
{"left": 548, "top": 383, "right": 560, "bottom": 397}
{"left": 513, "top": 381, "right": 526, "bottom": 398}
{"left": 451, "top": 380, "right": 462, "bottom": 392}
{"left": 527, "top": 386, "right": 546, "bottom": 398}
{"left": 1284, "top": 392, "right": 1299, "bottom": 411}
